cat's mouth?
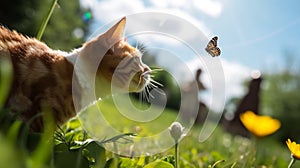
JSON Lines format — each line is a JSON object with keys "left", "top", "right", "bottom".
{"left": 129, "top": 70, "right": 151, "bottom": 92}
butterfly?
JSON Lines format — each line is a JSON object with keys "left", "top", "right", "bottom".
{"left": 205, "top": 36, "right": 221, "bottom": 57}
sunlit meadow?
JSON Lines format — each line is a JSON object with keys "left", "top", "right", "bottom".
{"left": 1, "top": 0, "right": 300, "bottom": 168}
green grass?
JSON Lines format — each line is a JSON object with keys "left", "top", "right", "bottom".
{"left": 180, "top": 126, "right": 292, "bottom": 167}
{"left": 97, "top": 97, "right": 177, "bottom": 136}
{"left": 73, "top": 96, "right": 295, "bottom": 167}
{"left": 0, "top": 92, "right": 298, "bottom": 167}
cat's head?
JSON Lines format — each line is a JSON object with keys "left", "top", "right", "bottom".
{"left": 81, "top": 17, "right": 151, "bottom": 95}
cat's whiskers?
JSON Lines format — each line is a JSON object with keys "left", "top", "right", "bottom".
{"left": 147, "top": 82, "right": 157, "bottom": 89}
{"left": 138, "top": 76, "right": 150, "bottom": 102}
{"left": 149, "top": 83, "right": 165, "bottom": 95}
{"left": 135, "top": 42, "right": 146, "bottom": 55}
{"left": 149, "top": 78, "right": 163, "bottom": 87}
{"left": 144, "top": 86, "right": 151, "bottom": 101}
{"left": 149, "top": 68, "right": 164, "bottom": 73}
{"left": 135, "top": 41, "right": 139, "bottom": 50}
{"left": 137, "top": 72, "right": 166, "bottom": 103}
{"left": 140, "top": 85, "right": 150, "bottom": 102}
{"left": 149, "top": 78, "right": 166, "bottom": 95}
{"left": 134, "top": 42, "right": 164, "bottom": 100}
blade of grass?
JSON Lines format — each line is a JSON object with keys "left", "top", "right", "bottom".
{"left": 0, "top": 56, "right": 12, "bottom": 109}
{"left": 7, "top": 120, "right": 22, "bottom": 143}
{"left": 29, "top": 109, "right": 55, "bottom": 168}
{"left": 36, "top": 0, "right": 58, "bottom": 40}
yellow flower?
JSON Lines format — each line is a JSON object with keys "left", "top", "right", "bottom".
{"left": 286, "top": 139, "right": 300, "bottom": 160}
{"left": 240, "top": 111, "right": 281, "bottom": 137}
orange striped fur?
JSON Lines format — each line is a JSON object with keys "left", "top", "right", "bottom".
{"left": 0, "top": 17, "right": 151, "bottom": 131}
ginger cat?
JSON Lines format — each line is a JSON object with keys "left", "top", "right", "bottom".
{"left": 0, "top": 17, "right": 152, "bottom": 131}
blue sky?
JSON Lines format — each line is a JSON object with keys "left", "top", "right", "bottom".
{"left": 212, "top": 0, "right": 300, "bottom": 71}
{"left": 81, "top": 0, "right": 300, "bottom": 71}
{"left": 79, "top": 0, "right": 300, "bottom": 107}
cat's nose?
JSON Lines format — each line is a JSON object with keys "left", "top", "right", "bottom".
{"left": 144, "top": 66, "right": 150, "bottom": 73}
{"left": 142, "top": 66, "right": 151, "bottom": 78}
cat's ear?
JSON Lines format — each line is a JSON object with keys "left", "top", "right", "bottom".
{"left": 81, "top": 17, "right": 126, "bottom": 57}
{"left": 101, "top": 17, "right": 126, "bottom": 49}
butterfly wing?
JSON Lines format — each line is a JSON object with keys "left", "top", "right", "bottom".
{"left": 212, "top": 36, "right": 218, "bottom": 46}
{"left": 205, "top": 36, "right": 221, "bottom": 57}
{"left": 211, "top": 47, "right": 221, "bottom": 57}
{"left": 206, "top": 37, "right": 216, "bottom": 49}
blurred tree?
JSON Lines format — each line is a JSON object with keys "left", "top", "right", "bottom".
{"left": 0, "top": 0, "right": 90, "bottom": 50}
{"left": 152, "top": 70, "right": 181, "bottom": 110}
{"left": 0, "top": 0, "right": 40, "bottom": 35}
{"left": 261, "top": 69, "right": 300, "bottom": 142}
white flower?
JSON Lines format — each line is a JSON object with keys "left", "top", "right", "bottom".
{"left": 169, "top": 122, "right": 185, "bottom": 142}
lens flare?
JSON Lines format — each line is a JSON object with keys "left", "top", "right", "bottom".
{"left": 82, "top": 11, "right": 92, "bottom": 22}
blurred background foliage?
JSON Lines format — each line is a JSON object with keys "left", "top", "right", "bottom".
{"left": 261, "top": 66, "right": 300, "bottom": 142}
{"left": 0, "top": 0, "right": 90, "bottom": 50}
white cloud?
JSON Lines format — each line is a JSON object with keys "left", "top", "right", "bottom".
{"left": 124, "top": 9, "right": 212, "bottom": 46}
{"left": 220, "top": 59, "right": 252, "bottom": 97}
{"left": 80, "top": 0, "right": 214, "bottom": 48}
{"left": 149, "top": 0, "right": 223, "bottom": 17}
{"left": 80, "top": 0, "right": 223, "bottom": 27}
{"left": 184, "top": 57, "right": 251, "bottom": 110}
{"left": 81, "top": 0, "right": 145, "bottom": 22}
{"left": 149, "top": 0, "right": 188, "bottom": 9}
{"left": 203, "top": 58, "right": 251, "bottom": 98}
{"left": 79, "top": 0, "right": 225, "bottom": 51}
{"left": 192, "top": 0, "right": 223, "bottom": 18}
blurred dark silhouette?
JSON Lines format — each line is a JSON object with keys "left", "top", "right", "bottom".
{"left": 195, "top": 69, "right": 209, "bottom": 123}
{"left": 180, "top": 68, "right": 209, "bottom": 123}
{"left": 222, "top": 75, "right": 263, "bottom": 137}
{"left": 196, "top": 69, "right": 206, "bottom": 91}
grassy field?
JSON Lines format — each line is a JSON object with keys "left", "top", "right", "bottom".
{"left": 72, "top": 97, "right": 296, "bottom": 167}
{"left": 0, "top": 95, "right": 298, "bottom": 167}
{"left": 102, "top": 97, "right": 295, "bottom": 167}
{"left": 0, "top": 67, "right": 297, "bottom": 167}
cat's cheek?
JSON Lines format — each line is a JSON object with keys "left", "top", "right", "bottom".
{"left": 128, "top": 78, "right": 148, "bottom": 92}
{"left": 111, "top": 77, "right": 138, "bottom": 93}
